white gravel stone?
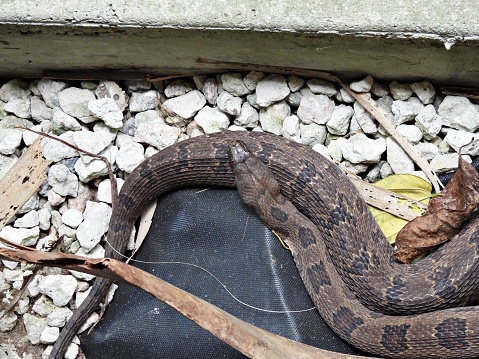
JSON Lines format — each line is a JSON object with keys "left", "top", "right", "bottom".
{"left": 38, "top": 275, "right": 77, "bottom": 307}
{"left": 129, "top": 90, "right": 158, "bottom": 112}
{"left": 234, "top": 102, "right": 259, "bottom": 128}
{"left": 430, "top": 153, "right": 469, "bottom": 173}
{"left": 0, "top": 79, "right": 30, "bottom": 102}
{"left": 389, "top": 81, "right": 413, "bottom": 101}
{"left": 370, "top": 82, "right": 389, "bottom": 97}
{"left": 88, "top": 98, "right": 123, "bottom": 129}
{"left": 22, "top": 124, "right": 40, "bottom": 146}
{"left": 438, "top": 96, "right": 479, "bottom": 132}
{"left": 41, "top": 131, "right": 79, "bottom": 162}
{"left": 410, "top": 80, "right": 436, "bottom": 104}
{"left": 195, "top": 106, "right": 230, "bottom": 134}
{"left": 311, "top": 143, "right": 331, "bottom": 159}
{"left": 0, "top": 153, "right": 17, "bottom": 180}
{"left": 386, "top": 137, "right": 415, "bottom": 174}
{"left": 396, "top": 124, "right": 423, "bottom": 144}
{"left": 2, "top": 259, "right": 18, "bottom": 270}
{"left": 30, "top": 96, "right": 52, "bottom": 122}
{"left": 220, "top": 73, "right": 251, "bottom": 97}
{"left": 48, "top": 164, "right": 78, "bottom": 197}
{"left": 300, "top": 123, "right": 327, "bottom": 146}
{"left": 438, "top": 139, "right": 451, "bottom": 154}
{"left": 40, "top": 326, "right": 59, "bottom": 344}
{"left": 228, "top": 125, "right": 247, "bottom": 131}
{"left": 4, "top": 98, "right": 31, "bottom": 118}
{"left": 306, "top": 79, "right": 337, "bottom": 96}
{"left": 341, "top": 160, "right": 369, "bottom": 175}
{"left": 3, "top": 268, "right": 29, "bottom": 288}
{"left": 38, "top": 208, "right": 51, "bottom": 231}
{"left": 26, "top": 275, "right": 44, "bottom": 297}
{"left": 162, "top": 90, "right": 206, "bottom": 119}
{"left": 164, "top": 79, "right": 194, "bottom": 98}
{"left": 326, "top": 104, "right": 354, "bottom": 135}
{"left": 243, "top": 71, "right": 265, "bottom": 91}
{"left": 116, "top": 141, "right": 145, "bottom": 172}
{"left": 342, "top": 133, "right": 386, "bottom": 164}
{"left": 19, "top": 193, "right": 39, "bottom": 214}
{"left": 61, "top": 209, "right": 84, "bottom": 228}
{"left": 380, "top": 162, "right": 394, "bottom": 179}
{"left": 416, "top": 141, "right": 440, "bottom": 161}
{"left": 287, "top": 76, "right": 304, "bottom": 92}
{"left": 125, "top": 79, "right": 152, "bottom": 92}
{"left": 58, "top": 87, "right": 96, "bottom": 119}
{"left": 202, "top": 78, "right": 218, "bottom": 105}
{"left": 216, "top": 91, "right": 242, "bottom": 116}
{"left": 327, "top": 137, "right": 348, "bottom": 162}
{"left": 97, "top": 178, "right": 124, "bottom": 204}
{"left": 350, "top": 75, "right": 374, "bottom": 93}
{"left": 47, "top": 190, "right": 65, "bottom": 206}
{"left": 366, "top": 162, "right": 383, "bottom": 182}
{"left": 259, "top": 100, "right": 291, "bottom": 135}
{"left": 46, "top": 307, "right": 73, "bottom": 328}
{"left": 297, "top": 92, "right": 334, "bottom": 125}
{"left": 13, "top": 211, "right": 39, "bottom": 228}
{"left": 193, "top": 75, "right": 206, "bottom": 90}
{"left": 0, "top": 226, "right": 39, "bottom": 247}
{"left": 0, "top": 311, "right": 17, "bottom": 332}
{"left": 51, "top": 106, "right": 82, "bottom": 134}
{"left": 281, "top": 115, "right": 301, "bottom": 143}
{"left": 286, "top": 91, "right": 302, "bottom": 107}
{"left": 134, "top": 110, "right": 180, "bottom": 150}
{"left": 377, "top": 96, "right": 394, "bottom": 121}
{"left": 0, "top": 128, "right": 23, "bottom": 155}
{"left": 444, "top": 129, "right": 479, "bottom": 156}
{"left": 95, "top": 80, "right": 129, "bottom": 111}
{"left": 64, "top": 343, "right": 80, "bottom": 359}
{"left": 23, "top": 313, "right": 47, "bottom": 344}
{"left": 352, "top": 102, "right": 377, "bottom": 134}
{"left": 246, "top": 94, "right": 258, "bottom": 108}
{"left": 256, "top": 74, "right": 291, "bottom": 107}
{"left": 75, "top": 288, "right": 92, "bottom": 309}
{"left": 391, "top": 97, "right": 424, "bottom": 125}
{"left": 77, "top": 311, "right": 99, "bottom": 336}
{"left": 415, "top": 104, "right": 442, "bottom": 139}
{"left": 72, "top": 131, "right": 113, "bottom": 163}
{"left": 93, "top": 122, "right": 118, "bottom": 143}
{"left": 76, "top": 201, "right": 112, "bottom": 251}
{"left": 337, "top": 88, "right": 355, "bottom": 103}
{"left": 74, "top": 145, "right": 118, "bottom": 182}
{"left": 37, "top": 79, "right": 68, "bottom": 108}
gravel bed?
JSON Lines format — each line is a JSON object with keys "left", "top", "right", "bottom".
{"left": 0, "top": 72, "right": 478, "bottom": 358}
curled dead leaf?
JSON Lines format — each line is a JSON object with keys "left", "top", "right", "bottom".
{"left": 395, "top": 157, "right": 479, "bottom": 263}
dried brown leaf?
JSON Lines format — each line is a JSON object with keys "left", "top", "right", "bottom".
{"left": 395, "top": 157, "right": 479, "bottom": 263}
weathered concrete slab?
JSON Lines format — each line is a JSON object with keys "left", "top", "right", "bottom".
{"left": 0, "top": 1, "right": 478, "bottom": 85}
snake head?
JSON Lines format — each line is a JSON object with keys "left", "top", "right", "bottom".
{"left": 228, "top": 140, "right": 282, "bottom": 209}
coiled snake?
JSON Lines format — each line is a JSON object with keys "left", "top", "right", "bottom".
{"left": 51, "top": 131, "right": 479, "bottom": 359}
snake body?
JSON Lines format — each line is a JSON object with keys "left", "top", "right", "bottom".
{"left": 51, "top": 131, "right": 479, "bottom": 358}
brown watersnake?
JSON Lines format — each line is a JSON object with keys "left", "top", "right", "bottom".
{"left": 50, "top": 131, "right": 479, "bottom": 359}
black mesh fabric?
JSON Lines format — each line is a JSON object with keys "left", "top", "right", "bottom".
{"left": 80, "top": 188, "right": 365, "bottom": 358}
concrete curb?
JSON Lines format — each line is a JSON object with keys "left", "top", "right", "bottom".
{"left": 0, "top": 1, "right": 478, "bottom": 85}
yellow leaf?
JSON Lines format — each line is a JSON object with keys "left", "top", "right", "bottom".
{"left": 368, "top": 174, "right": 432, "bottom": 244}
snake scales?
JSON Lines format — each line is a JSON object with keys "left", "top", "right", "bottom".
{"left": 51, "top": 131, "right": 479, "bottom": 359}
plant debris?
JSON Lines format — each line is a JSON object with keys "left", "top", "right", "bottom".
{"left": 395, "top": 156, "right": 479, "bottom": 263}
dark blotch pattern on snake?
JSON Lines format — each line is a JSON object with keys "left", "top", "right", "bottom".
{"left": 50, "top": 131, "right": 479, "bottom": 359}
